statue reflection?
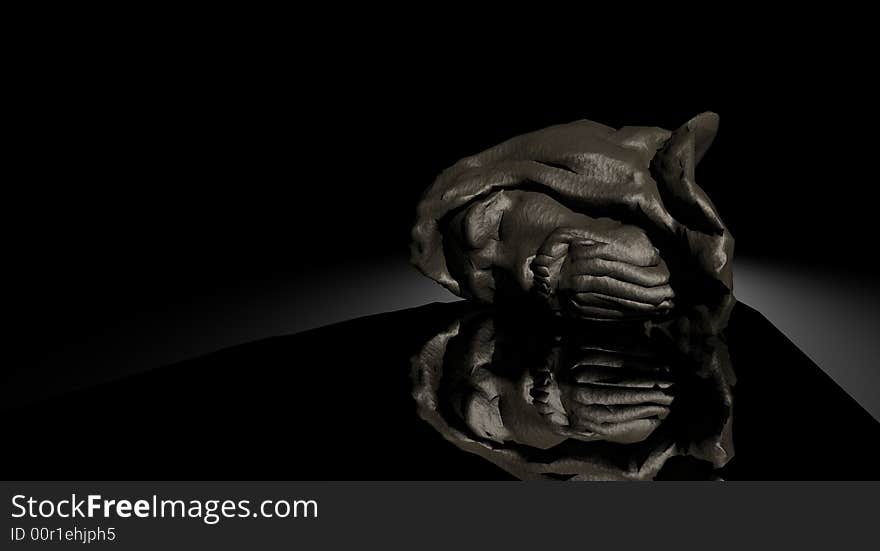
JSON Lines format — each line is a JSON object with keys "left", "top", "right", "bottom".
{"left": 412, "top": 300, "right": 735, "bottom": 480}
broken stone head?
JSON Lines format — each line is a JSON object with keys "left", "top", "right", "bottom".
{"left": 411, "top": 113, "right": 732, "bottom": 320}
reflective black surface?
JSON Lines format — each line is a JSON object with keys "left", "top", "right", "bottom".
{"left": 3, "top": 300, "right": 879, "bottom": 480}
{"left": 413, "top": 303, "right": 735, "bottom": 480}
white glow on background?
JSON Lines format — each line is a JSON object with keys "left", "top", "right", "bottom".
{"left": 7, "top": 257, "right": 879, "bottom": 422}
{"left": 733, "top": 258, "right": 880, "bottom": 420}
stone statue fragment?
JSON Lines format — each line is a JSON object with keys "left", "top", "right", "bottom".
{"left": 411, "top": 113, "right": 733, "bottom": 320}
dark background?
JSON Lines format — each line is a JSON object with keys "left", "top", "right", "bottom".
{"left": 11, "top": 22, "right": 877, "bottom": 392}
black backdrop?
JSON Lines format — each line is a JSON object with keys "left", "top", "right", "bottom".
{"left": 14, "top": 28, "right": 877, "bottom": 363}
